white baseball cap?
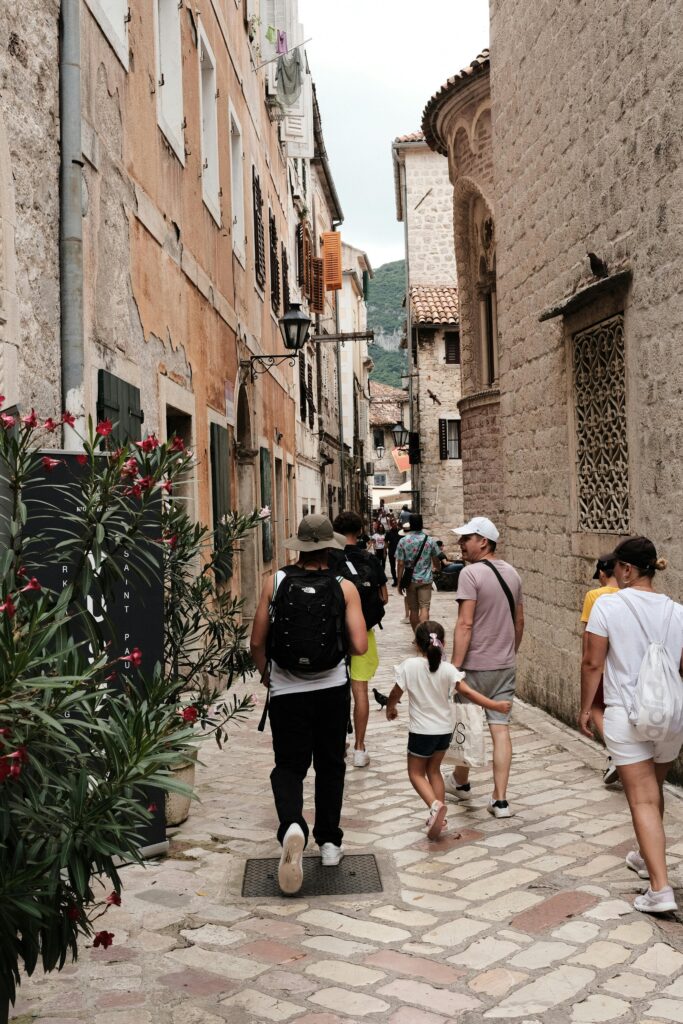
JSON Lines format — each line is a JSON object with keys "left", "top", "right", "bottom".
{"left": 451, "top": 516, "right": 500, "bottom": 543}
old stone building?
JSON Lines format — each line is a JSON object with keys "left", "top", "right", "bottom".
{"left": 423, "top": 9, "right": 683, "bottom": 744}
{"left": 340, "top": 242, "right": 374, "bottom": 517}
{"left": 369, "top": 381, "right": 410, "bottom": 509}
{"left": 392, "top": 131, "right": 463, "bottom": 537}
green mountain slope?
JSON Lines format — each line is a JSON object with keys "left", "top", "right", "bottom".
{"left": 366, "top": 260, "right": 405, "bottom": 336}
{"left": 368, "top": 344, "right": 406, "bottom": 388}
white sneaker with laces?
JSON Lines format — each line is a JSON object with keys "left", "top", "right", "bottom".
{"left": 625, "top": 850, "right": 649, "bottom": 879}
{"left": 278, "top": 823, "right": 305, "bottom": 894}
{"left": 633, "top": 886, "right": 677, "bottom": 914}
{"left": 487, "top": 797, "right": 513, "bottom": 818}
{"left": 353, "top": 748, "right": 370, "bottom": 767}
{"left": 320, "top": 843, "right": 344, "bottom": 867}
{"left": 443, "top": 774, "right": 472, "bottom": 801}
{"left": 401, "top": 615, "right": 411, "bottom": 624}
{"left": 603, "top": 757, "right": 619, "bottom": 786}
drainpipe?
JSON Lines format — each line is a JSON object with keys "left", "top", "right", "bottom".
{"left": 59, "top": 0, "right": 85, "bottom": 447}
{"left": 335, "top": 289, "right": 345, "bottom": 510}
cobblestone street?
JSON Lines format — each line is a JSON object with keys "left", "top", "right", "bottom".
{"left": 12, "top": 589, "right": 683, "bottom": 1024}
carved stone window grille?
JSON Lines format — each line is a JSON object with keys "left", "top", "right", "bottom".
{"left": 573, "top": 313, "right": 629, "bottom": 533}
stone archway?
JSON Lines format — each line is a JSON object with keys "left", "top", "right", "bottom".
{"left": 0, "top": 107, "right": 18, "bottom": 402}
{"left": 235, "top": 384, "right": 258, "bottom": 621}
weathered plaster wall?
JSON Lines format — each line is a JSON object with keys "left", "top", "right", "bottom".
{"left": 0, "top": 1, "right": 60, "bottom": 415}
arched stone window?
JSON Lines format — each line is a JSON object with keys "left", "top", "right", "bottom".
{"left": 473, "top": 201, "right": 498, "bottom": 387}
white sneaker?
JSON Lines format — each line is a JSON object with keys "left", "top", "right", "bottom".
{"left": 625, "top": 850, "right": 649, "bottom": 879}
{"left": 320, "top": 843, "right": 344, "bottom": 867}
{"left": 487, "top": 798, "right": 513, "bottom": 818}
{"left": 603, "top": 757, "right": 619, "bottom": 786}
{"left": 633, "top": 886, "right": 677, "bottom": 914}
{"left": 401, "top": 616, "right": 411, "bottom": 624}
{"left": 353, "top": 748, "right": 370, "bottom": 767}
{"left": 278, "top": 824, "right": 305, "bottom": 895}
{"left": 443, "top": 774, "right": 472, "bottom": 801}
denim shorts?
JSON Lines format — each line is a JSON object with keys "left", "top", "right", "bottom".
{"left": 407, "top": 732, "right": 452, "bottom": 758}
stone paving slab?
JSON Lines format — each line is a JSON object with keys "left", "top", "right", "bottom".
{"left": 9, "top": 590, "right": 683, "bottom": 1023}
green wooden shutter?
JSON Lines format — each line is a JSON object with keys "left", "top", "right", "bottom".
{"left": 259, "top": 446, "right": 273, "bottom": 563}
{"left": 438, "top": 419, "right": 448, "bottom": 460}
{"left": 210, "top": 423, "right": 232, "bottom": 581}
{"left": 97, "top": 370, "right": 144, "bottom": 445}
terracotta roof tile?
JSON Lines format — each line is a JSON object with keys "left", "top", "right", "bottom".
{"left": 369, "top": 380, "right": 407, "bottom": 427}
{"left": 410, "top": 285, "right": 459, "bottom": 326}
{"left": 394, "top": 130, "right": 425, "bottom": 144}
{"left": 422, "top": 49, "right": 490, "bottom": 156}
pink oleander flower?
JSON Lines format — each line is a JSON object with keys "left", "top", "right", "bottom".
{"left": 43, "top": 417, "right": 59, "bottom": 432}
{"left": 259, "top": 506, "right": 271, "bottom": 519}
{"left": 96, "top": 419, "right": 113, "bottom": 437}
{"left": 20, "top": 578, "right": 41, "bottom": 593}
{"left": 105, "top": 892, "right": 121, "bottom": 907}
{"left": 119, "top": 647, "right": 142, "bottom": 668}
{"left": 41, "top": 457, "right": 62, "bottom": 472}
{"left": 0, "top": 595, "right": 16, "bottom": 618}
{"left": 76, "top": 453, "right": 88, "bottom": 465}
{"left": 169, "top": 435, "right": 185, "bottom": 452}
{"left": 62, "top": 411, "right": 76, "bottom": 427}
{"left": 0, "top": 413, "right": 16, "bottom": 429}
{"left": 181, "top": 706, "right": 198, "bottom": 724}
{"left": 135, "top": 435, "right": 159, "bottom": 452}
{"left": 120, "top": 457, "right": 138, "bottom": 478}
{"left": 21, "top": 409, "right": 39, "bottom": 428}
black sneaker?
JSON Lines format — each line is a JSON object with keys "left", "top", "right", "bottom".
{"left": 487, "top": 798, "right": 512, "bottom": 818}
{"left": 603, "top": 757, "right": 619, "bottom": 786}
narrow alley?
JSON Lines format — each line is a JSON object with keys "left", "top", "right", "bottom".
{"left": 12, "top": 589, "right": 683, "bottom": 1024}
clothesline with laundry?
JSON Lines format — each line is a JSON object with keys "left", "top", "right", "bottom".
{"left": 254, "top": 34, "right": 313, "bottom": 72}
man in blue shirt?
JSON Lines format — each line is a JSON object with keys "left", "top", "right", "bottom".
{"left": 396, "top": 514, "right": 441, "bottom": 631}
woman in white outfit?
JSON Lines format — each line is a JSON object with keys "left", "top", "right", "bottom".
{"left": 580, "top": 536, "right": 683, "bottom": 914}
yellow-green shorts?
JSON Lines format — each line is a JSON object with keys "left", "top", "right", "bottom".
{"left": 350, "top": 629, "right": 379, "bottom": 682}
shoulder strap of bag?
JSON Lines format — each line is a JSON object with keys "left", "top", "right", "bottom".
{"left": 409, "top": 532, "right": 429, "bottom": 567}
{"left": 481, "top": 560, "right": 516, "bottom": 621}
{"left": 619, "top": 591, "right": 676, "bottom": 646}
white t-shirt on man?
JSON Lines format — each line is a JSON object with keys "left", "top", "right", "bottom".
{"left": 586, "top": 590, "right": 683, "bottom": 708}
{"left": 394, "top": 657, "right": 464, "bottom": 734}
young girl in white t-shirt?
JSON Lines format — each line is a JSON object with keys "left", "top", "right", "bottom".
{"left": 386, "top": 620, "right": 512, "bottom": 840}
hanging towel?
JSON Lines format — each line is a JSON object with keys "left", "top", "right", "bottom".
{"left": 276, "top": 46, "right": 302, "bottom": 107}
{"left": 265, "top": 24, "right": 276, "bottom": 45}
{"left": 276, "top": 30, "right": 288, "bottom": 54}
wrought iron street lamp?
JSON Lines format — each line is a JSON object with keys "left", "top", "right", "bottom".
{"left": 241, "top": 304, "right": 312, "bottom": 381}
{"left": 375, "top": 444, "right": 386, "bottom": 460}
{"left": 391, "top": 422, "right": 410, "bottom": 449}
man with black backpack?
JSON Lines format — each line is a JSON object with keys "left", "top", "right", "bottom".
{"left": 332, "top": 511, "right": 388, "bottom": 768}
{"left": 446, "top": 517, "right": 524, "bottom": 819}
{"left": 250, "top": 515, "right": 367, "bottom": 895}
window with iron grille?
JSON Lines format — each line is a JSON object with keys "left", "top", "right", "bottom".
{"left": 298, "top": 353, "right": 307, "bottom": 422}
{"left": 281, "top": 243, "right": 290, "bottom": 311}
{"left": 269, "top": 210, "right": 280, "bottom": 314}
{"left": 445, "top": 331, "right": 460, "bottom": 364}
{"left": 438, "top": 419, "right": 461, "bottom": 460}
{"left": 252, "top": 167, "right": 266, "bottom": 289}
{"left": 573, "top": 313, "right": 629, "bottom": 532}
{"left": 307, "top": 363, "right": 315, "bottom": 428}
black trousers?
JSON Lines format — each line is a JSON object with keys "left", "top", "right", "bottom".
{"left": 387, "top": 548, "right": 397, "bottom": 583}
{"left": 269, "top": 684, "right": 350, "bottom": 848}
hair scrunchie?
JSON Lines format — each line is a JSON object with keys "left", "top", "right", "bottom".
{"left": 429, "top": 633, "right": 444, "bottom": 650}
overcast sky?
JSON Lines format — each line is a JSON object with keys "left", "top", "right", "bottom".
{"left": 298, "top": 1, "right": 490, "bottom": 270}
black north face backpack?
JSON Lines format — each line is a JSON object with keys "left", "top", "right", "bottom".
{"left": 340, "top": 548, "right": 385, "bottom": 630}
{"left": 267, "top": 566, "right": 348, "bottom": 674}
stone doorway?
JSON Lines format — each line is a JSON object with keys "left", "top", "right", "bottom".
{"left": 235, "top": 386, "right": 258, "bottom": 622}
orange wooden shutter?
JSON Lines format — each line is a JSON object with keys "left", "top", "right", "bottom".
{"left": 311, "top": 257, "right": 325, "bottom": 313}
{"left": 322, "top": 231, "right": 342, "bottom": 291}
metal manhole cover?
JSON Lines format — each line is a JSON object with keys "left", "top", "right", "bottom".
{"left": 242, "top": 853, "right": 383, "bottom": 897}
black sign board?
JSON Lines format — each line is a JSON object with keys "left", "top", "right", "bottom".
{"left": 22, "top": 452, "right": 167, "bottom": 856}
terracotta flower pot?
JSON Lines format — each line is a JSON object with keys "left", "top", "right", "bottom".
{"left": 164, "top": 749, "right": 197, "bottom": 827}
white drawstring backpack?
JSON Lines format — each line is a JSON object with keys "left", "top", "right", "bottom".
{"left": 618, "top": 593, "right": 683, "bottom": 741}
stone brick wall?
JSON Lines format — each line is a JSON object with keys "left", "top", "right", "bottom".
{"left": 415, "top": 329, "right": 464, "bottom": 542}
{"left": 490, "top": 0, "right": 683, "bottom": 742}
{"left": 458, "top": 392, "right": 502, "bottom": 525}
{"left": 403, "top": 144, "right": 457, "bottom": 287}
{"left": 0, "top": 0, "right": 61, "bottom": 415}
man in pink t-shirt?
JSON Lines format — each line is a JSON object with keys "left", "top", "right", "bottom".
{"left": 445, "top": 517, "right": 524, "bottom": 818}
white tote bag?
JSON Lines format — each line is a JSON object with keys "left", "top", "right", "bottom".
{"left": 619, "top": 594, "right": 683, "bottom": 741}
{"left": 444, "top": 700, "right": 488, "bottom": 767}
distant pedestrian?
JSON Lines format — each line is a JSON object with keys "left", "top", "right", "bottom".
{"left": 581, "top": 555, "right": 619, "bottom": 785}
{"left": 333, "top": 511, "right": 388, "bottom": 768}
{"left": 385, "top": 519, "right": 400, "bottom": 587}
{"left": 250, "top": 515, "right": 367, "bottom": 895}
{"left": 436, "top": 540, "right": 464, "bottom": 576}
{"left": 385, "top": 620, "right": 511, "bottom": 840}
{"left": 399, "top": 504, "right": 411, "bottom": 524}
{"left": 371, "top": 524, "right": 387, "bottom": 570}
{"left": 445, "top": 517, "right": 524, "bottom": 818}
{"left": 580, "top": 536, "right": 683, "bottom": 915}
{"left": 396, "top": 514, "right": 441, "bottom": 631}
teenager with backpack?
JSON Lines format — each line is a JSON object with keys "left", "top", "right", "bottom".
{"left": 332, "top": 511, "right": 388, "bottom": 768}
{"left": 250, "top": 515, "right": 367, "bottom": 895}
{"left": 580, "top": 536, "right": 683, "bottom": 914}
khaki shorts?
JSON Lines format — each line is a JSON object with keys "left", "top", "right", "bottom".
{"left": 465, "top": 668, "right": 516, "bottom": 724}
{"left": 405, "top": 582, "right": 432, "bottom": 613}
